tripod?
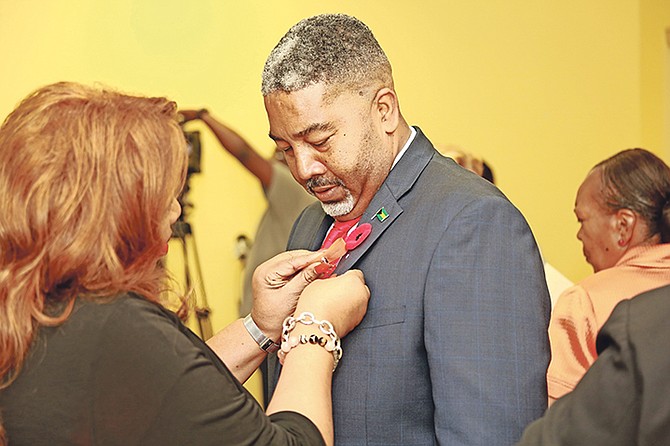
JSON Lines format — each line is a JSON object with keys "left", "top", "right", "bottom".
{"left": 171, "top": 196, "right": 213, "bottom": 340}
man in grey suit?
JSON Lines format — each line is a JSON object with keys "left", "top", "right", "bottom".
{"left": 262, "top": 14, "right": 550, "bottom": 445}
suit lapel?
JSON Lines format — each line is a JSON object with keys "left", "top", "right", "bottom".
{"left": 335, "top": 183, "right": 402, "bottom": 273}
{"left": 334, "top": 127, "right": 435, "bottom": 274}
{"left": 309, "top": 215, "right": 333, "bottom": 250}
{"left": 289, "top": 204, "right": 333, "bottom": 251}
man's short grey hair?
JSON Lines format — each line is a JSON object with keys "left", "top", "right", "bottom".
{"left": 261, "top": 14, "right": 393, "bottom": 96}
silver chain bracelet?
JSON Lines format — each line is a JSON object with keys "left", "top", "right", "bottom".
{"left": 278, "top": 312, "right": 342, "bottom": 372}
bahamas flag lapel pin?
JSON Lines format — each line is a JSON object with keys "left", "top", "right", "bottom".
{"left": 375, "top": 207, "right": 389, "bottom": 222}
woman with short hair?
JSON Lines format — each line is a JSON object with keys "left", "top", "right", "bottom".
{"left": 547, "top": 148, "right": 670, "bottom": 404}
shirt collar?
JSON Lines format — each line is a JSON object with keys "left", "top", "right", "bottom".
{"left": 391, "top": 126, "right": 417, "bottom": 170}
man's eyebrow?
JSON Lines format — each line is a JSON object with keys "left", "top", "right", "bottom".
{"left": 296, "top": 122, "right": 335, "bottom": 138}
{"left": 269, "top": 122, "right": 335, "bottom": 141}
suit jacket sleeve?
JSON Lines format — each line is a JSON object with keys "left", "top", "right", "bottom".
{"left": 424, "top": 194, "right": 551, "bottom": 445}
{"left": 517, "top": 285, "right": 670, "bottom": 445}
{"left": 517, "top": 299, "right": 639, "bottom": 445}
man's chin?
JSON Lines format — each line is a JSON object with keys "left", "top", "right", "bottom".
{"left": 320, "top": 198, "right": 355, "bottom": 217}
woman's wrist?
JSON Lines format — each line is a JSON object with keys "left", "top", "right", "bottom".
{"left": 249, "top": 308, "right": 283, "bottom": 340}
{"left": 278, "top": 312, "right": 342, "bottom": 371}
{"left": 243, "top": 313, "right": 280, "bottom": 353}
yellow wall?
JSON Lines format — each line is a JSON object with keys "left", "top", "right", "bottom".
{"left": 641, "top": 0, "right": 670, "bottom": 158}
{"left": 1, "top": 0, "right": 669, "bottom": 401}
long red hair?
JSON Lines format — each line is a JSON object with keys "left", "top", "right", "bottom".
{"left": 0, "top": 82, "right": 188, "bottom": 390}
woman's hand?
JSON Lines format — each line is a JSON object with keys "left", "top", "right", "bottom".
{"left": 250, "top": 249, "right": 323, "bottom": 340}
{"left": 250, "top": 240, "right": 349, "bottom": 340}
{"left": 266, "top": 269, "right": 369, "bottom": 446}
{"left": 294, "top": 269, "right": 370, "bottom": 338}
{"left": 177, "top": 109, "right": 208, "bottom": 123}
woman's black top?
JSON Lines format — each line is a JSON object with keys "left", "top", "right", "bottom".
{"left": 0, "top": 293, "right": 323, "bottom": 445}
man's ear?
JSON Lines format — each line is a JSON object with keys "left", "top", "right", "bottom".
{"left": 616, "top": 208, "right": 637, "bottom": 246}
{"left": 373, "top": 87, "right": 400, "bottom": 134}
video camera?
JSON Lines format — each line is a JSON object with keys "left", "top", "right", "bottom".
{"left": 172, "top": 130, "right": 201, "bottom": 237}
{"left": 183, "top": 130, "right": 202, "bottom": 175}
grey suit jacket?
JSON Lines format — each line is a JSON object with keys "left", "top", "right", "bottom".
{"left": 517, "top": 284, "right": 670, "bottom": 445}
{"left": 269, "top": 128, "right": 551, "bottom": 445}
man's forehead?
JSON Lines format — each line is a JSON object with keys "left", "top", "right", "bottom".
{"left": 266, "top": 89, "right": 348, "bottom": 141}
{"left": 265, "top": 82, "right": 367, "bottom": 114}
{"left": 265, "top": 82, "right": 328, "bottom": 106}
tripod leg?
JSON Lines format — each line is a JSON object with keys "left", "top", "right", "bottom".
{"left": 186, "top": 231, "right": 213, "bottom": 341}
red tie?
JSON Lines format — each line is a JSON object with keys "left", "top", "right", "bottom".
{"left": 321, "top": 217, "right": 361, "bottom": 249}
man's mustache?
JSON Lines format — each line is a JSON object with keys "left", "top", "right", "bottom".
{"left": 305, "top": 176, "right": 344, "bottom": 194}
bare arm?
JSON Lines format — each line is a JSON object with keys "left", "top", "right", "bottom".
{"left": 206, "top": 249, "right": 320, "bottom": 382}
{"left": 205, "top": 318, "right": 266, "bottom": 384}
{"left": 206, "top": 251, "right": 369, "bottom": 445}
{"left": 266, "top": 271, "right": 369, "bottom": 445}
{"left": 206, "top": 241, "right": 347, "bottom": 383}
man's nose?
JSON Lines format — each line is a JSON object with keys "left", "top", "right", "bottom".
{"left": 294, "top": 148, "right": 326, "bottom": 181}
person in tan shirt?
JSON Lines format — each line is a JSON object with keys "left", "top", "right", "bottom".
{"left": 547, "top": 148, "right": 670, "bottom": 404}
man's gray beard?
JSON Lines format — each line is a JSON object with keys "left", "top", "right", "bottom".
{"left": 320, "top": 189, "right": 355, "bottom": 217}
{"left": 306, "top": 176, "right": 356, "bottom": 217}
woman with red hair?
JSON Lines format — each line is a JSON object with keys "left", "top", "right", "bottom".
{"left": 0, "top": 82, "right": 368, "bottom": 445}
